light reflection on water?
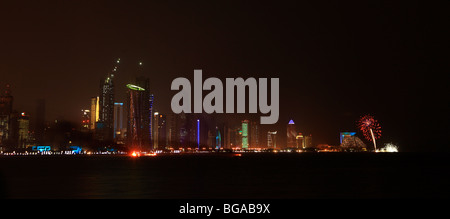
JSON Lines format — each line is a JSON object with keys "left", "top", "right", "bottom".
{"left": 1, "top": 153, "right": 450, "bottom": 198}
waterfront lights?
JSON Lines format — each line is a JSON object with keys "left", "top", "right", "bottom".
{"left": 131, "top": 151, "right": 140, "bottom": 157}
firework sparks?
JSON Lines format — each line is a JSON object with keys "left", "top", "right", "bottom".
{"left": 378, "top": 143, "right": 399, "bottom": 152}
{"left": 358, "top": 115, "right": 382, "bottom": 151}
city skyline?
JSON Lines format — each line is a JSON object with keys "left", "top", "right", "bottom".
{"left": 1, "top": 0, "right": 449, "bottom": 205}
{"left": 0, "top": 79, "right": 372, "bottom": 151}
{"left": 0, "top": 1, "right": 447, "bottom": 151}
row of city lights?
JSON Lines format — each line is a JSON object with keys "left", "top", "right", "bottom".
{"left": 0, "top": 143, "right": 398, "bottom": 156}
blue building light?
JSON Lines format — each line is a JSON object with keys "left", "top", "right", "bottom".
{"left": 197, "top": 119, "right": 200, "bottom": 150}
{"left": 32, "top": 146, "right": 51, "bottom": 152}
{"left": 69, "top": 146, "right": 82, "bottom": 154}
{"left": 340, "top": 132, "right": 356, "bottom": 144}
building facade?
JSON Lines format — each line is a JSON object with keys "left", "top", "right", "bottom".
{"left": 287, "top": 119, "right": 297, "bottom": 148}
{"left": 89, "top": 97, "right": 98, "bottom": 130}
{"left": 126, "top": 83, "right": 149, "bottom": 151}
{"left": 81, "top": 109, "right": 90, "bottom": 131}
{"left": 17, "top": 112, "right": 30, "bottom": 148}
{"left": 0, "top": 84, "right": 13, "bottom": 148}
{"left": 98, "top": 73, "right": 115, "bottom": 141}
{"left": 153, "top": 112, "right": 167, "bottom": 150}
{"left": 241, "top": 120, "right": 249, "bottom": 149}
{"left": 114, "top": 102, "right": 125, "bottom": 142}
{"left": 250, "top": 121, "right": 259, "bottom": 148}
{"left": 267, "top": 131, "right": 277, "bottom": 149}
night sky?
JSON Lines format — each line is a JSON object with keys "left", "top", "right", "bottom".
{"left": 1, "top": 1, "right": 448, "bottom": 151}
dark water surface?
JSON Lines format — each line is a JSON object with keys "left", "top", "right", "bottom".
{"left": 1, "top": 153, "right": 449, "bottom": 198}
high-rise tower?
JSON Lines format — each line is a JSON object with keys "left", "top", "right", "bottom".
{"left": 81, "top": 109, "right": 90, "bottom": 131}
{"left": 89, "top": 97, "right": 99, "bottom": 130}
{"left": 126, "top": 83, "right": 147, "bottom": 151}
{"left": 0, "top": 84, "right": 13, "bottom": 115}
{"left": 17, "top": 112, "right": 30, "bottom": 148}
{"left": 0, "top": 84, "right": 13, "bottom": 145}
{"left": 135, "top": 76, "right": 152, "bottom": 148}
{"left": 242, "top": 120, "right": 249, "bottom": 149}
{"left": 287, "top": 119, "right": 297, "bottom": 148}
{"left": 114, "top": 102, "right": 125, "bottom": 141}
{"left": 98, "top": 58, "right": 120, "bottom": 141}
{"left": 250, "top": 121, "right": 259, "bottom": 148}
{"left": 267, "top": 131, "right": 277, "bottom": 148}
{"left": 153, "top": 112, "right": 167, "bottom": 150}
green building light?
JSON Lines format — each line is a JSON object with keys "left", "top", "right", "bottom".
{"left": 242, "top": 120, "right": 249, "bottom": 149}
{"left": 126, "top": 84, "right": 145, "bottom": 91}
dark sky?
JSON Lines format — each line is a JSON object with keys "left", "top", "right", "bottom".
{"left": 0, "top": 0, "right": 448, "bottom": 151}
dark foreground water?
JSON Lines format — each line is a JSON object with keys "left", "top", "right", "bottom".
{"left": 1, "top": 153, "right": 449, "bottom": 199}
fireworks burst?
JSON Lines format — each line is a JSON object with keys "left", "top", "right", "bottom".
{"left": 357, "top": 115, "right": 382, "bottom": 151}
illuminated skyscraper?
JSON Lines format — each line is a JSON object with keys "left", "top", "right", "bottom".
{"left": 167, "top": 112, "right": 179, "bottom": 148}
{"left": 224, "top": 125, "right": 231, "bottom": 149}
{"left": 17, "top": 112, "right": 30, "bottom": 148}
{"left": 126, "top": 84, "right": 149, "bottom": 151}
{"left": 0, "top": 84, "right": 13, "bottom": 145}
{"left": 149, "top": 94, "right": 154, "bottom": 145}
{"left": 114, "top": 102, "right": 124, "bottom": 141}
{"left": 81, "top": 109, "right": 90, "bottom": 131}
{"left": 267, "top": 131, "right": 277, "bottom": 148}
{"left": 0, "top": 84, "right": 13, "bottom": 115}
{"left": 215, "top": 126, "right": 222, "bottom": 149}
{"left": 98, "top": 58, "right": 120, "bottom": 141}
{"left": 153, "top": 112, "right": 167, "bottom": 149}
{"left": 296, "top": 133, "right": 304, "bottom": 149}
{"left": 159, "top": 114, "right": 167, "bottom": 148}
{"left": 177, "top": 112, "right": 188, "bottom": 148}
{"left": 135, "top": 76, "right": 152, "bottom": 148}
{"left": 99, "top": 74, "right": 115, "bottom": 141}
{"left": 242, "top": 120, "right": 249, "bottom": 149}
{"left": 287, "top": 119, "right": 297, "bottom": 148}
{"left": 197, "top": 119, "right": 200, "bottom": 149}
{"left": 90, "top": 97, "right": 99, "bottom": 130}
{"left": 153, "top": 112, "right": 159, "bottom": 150}
{"left": 229, "top": 126, "right": 242, "bottom": 149}
{"left": 304, "top": 135, "right": 313, "bottom": 149}
{"left": 250, "top": 121, "right": 259, "bottom": 148}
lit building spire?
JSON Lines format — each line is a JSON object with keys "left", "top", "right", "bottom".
{"left": 112, "top": 58, "right": 121, "bottom": 75}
